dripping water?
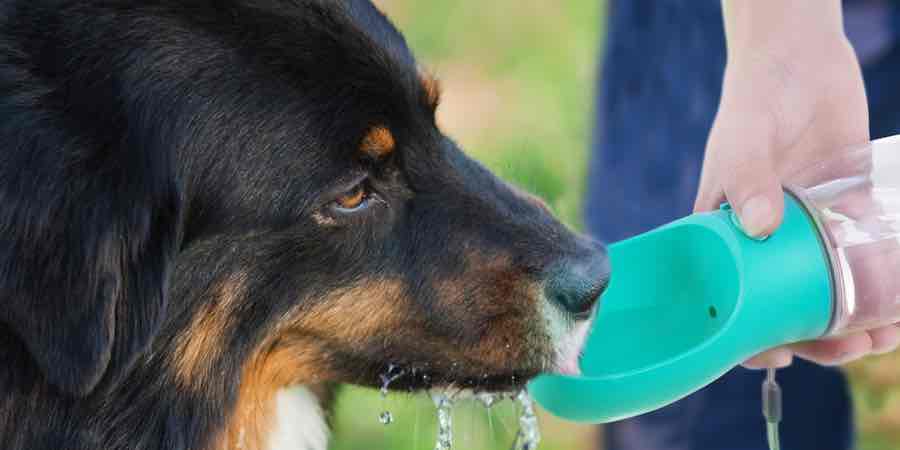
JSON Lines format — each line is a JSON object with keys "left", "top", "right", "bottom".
{"left": 380, "top": 364, "right": 405, "bottom": 397}
{"left": 378, "top": 364, "right": 405, "bottom": 426}
{"left": 476, "top": 392, "right": 498, "bottom": 408}
{"left": 432, "top": 391, "right": 455, "bottom": 450}
{"left": 511, "top": 390, "right": 541, "bottom": 450}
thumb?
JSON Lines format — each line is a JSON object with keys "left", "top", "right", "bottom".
{"left": 721, "top": 150, "right": 785, "bottom": 238}
{"left": 699, "top": 104, "right": 786, "bottom": 237}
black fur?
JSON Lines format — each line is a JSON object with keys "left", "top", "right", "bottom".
{"left": 0, "top": 1, "right": 608, "bottom": 449}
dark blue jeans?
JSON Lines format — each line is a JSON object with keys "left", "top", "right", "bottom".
{"left": 585, "top": 2, "right": 900, "bottom": 449}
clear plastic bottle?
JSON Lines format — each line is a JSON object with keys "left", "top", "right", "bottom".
{"left": 788, "top": 134, "right": 900, "bottom": 335}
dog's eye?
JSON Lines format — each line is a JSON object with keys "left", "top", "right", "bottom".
{"left": 333, "top": 182, "right": 369, "bottom": 212}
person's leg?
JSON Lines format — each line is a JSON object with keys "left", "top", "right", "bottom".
{"left": 862, "top": 41, "right": 900, "bottom": 139}
{"left": 586, "top": 2, "right": 854, "bottom": 449}
{"left": 600, "top": 363, "right": 853, "bottom": 450}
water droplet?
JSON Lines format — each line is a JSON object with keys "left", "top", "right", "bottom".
{"left": 379, "top": 411, "right": 394, "bottom": 425}
{"left": 432, "top": 392, "right": 454, "bottom": 450}
{"left": 512, "top": 390, "right": 541, "bottom": 450}
{"left": 476, "top": 392, "right": 498, "bottom": 408}
{"left": 379, "top": 364, "right": 405, "bottom": 398}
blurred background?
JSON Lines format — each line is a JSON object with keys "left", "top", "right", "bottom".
{"left": 328, "top": 1, "right": 900, "bottom": 449}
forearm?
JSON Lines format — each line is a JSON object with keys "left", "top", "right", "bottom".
{"left": 722, "top": 0, "right": 847, "bottom": 62}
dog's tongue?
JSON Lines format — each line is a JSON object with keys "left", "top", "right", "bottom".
{"left": 554, "top": 319, "right": 592, "bottom": 376}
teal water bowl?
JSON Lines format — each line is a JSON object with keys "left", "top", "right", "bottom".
{"left": 529, "top": 193, "right": 833, "bottom": 423}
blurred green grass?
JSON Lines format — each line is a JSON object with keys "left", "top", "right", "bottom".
{"left": 330, "top": 1, "right": 900, "bottom": 449}
{"left": 380, "top": 0, "right": 602, "bottom": 228}
{"left": 329, "top": 387, "right": 593, "bottom": 450}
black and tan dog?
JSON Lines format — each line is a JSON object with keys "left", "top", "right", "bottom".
{"left": 0, "top": 1, "right": 609, "bottom": 449}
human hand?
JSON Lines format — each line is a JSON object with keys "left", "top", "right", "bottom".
{"left": 694, "top": 1, "right": 900, "bottom": 368}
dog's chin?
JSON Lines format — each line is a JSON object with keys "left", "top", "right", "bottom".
{"left": 349, "top": 312, "right": 596, "bottom": 394}
{"left": 369, "top": 325, "right": 593, "bottom": 394}
{"left": 380, "top": 368, "right": 541, "bottom": 394}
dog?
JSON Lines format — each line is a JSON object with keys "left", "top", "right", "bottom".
{"left": 0, "top": 1, "right": 610, "bottom": 449}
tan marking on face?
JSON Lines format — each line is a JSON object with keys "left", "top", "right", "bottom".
{"left": 420, "top": 71, "right": 442, "bottom": 110}
{"left": 211, "top": 280, "right": 406, "bottom": 449}
{"left": 173, "top": 271, "right": 248, "bottom": 389}
{"left": 431, "top": 251, "right": 546, "bottom": 369}
{"left": 469, "top": 282, "right": 545, "bottom": 366}
{"left": 435, "top": 252, "right": 515, "bottom": 306}
{"left": 294, "top": 279, "right": 408, "bottom": 342}
{"left": 360, "top": 125, "right": 396, "bottom": 159}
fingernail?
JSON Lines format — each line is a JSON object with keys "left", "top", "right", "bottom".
{"left": 740, "top": 195, "right": 773, "bottom": 238}
{"left": 872, "top": 329, "right": 900, "bottom": 355}
{"left": 769, "top": 349, "right": 794, "bottom": 368}
{"left": 742, "top": 348, "right": 793, "bottom": 369}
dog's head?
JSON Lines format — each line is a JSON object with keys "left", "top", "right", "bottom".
{"left": 0, "top": 0, "right": 608, "bottom": 407}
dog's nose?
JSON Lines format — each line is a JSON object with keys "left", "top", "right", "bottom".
{"left": 544, "top": 246, "right": 610, "bottom": 318}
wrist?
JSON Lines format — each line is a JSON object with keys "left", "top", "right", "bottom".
{"left": 723, "top": 0, "right": 847, "bottom": 64}
{"left": 723, "top": 34, "right": 858, "bottom": 91}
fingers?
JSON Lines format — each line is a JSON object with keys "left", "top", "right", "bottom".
{"left": 868, "top": 324, "right": 900, "bottom": 355}
{"left": 723, "top": 157, "right": 785, "bottom": 238}
{"left": 742, "top": 347, "right": 794, "bottom": 369}
{"left": 695, "top": 160, "right": 784, "bottom": 238}
{"left": 744, "top": 326, "right": 900, "bottom": 370}
{"left": 709, "top": 108, "right": 784, "bottom": 237}
{"left": 692, "top": 168, "right": 724, "bottom": 213}
{"left": 789, "top": 332, "right": 872, "bottom": 366}
{"left": 790, "top": 326, "right": 900, "bottom": 365}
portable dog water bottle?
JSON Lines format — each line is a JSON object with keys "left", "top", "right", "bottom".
{"left": 529, "top": 135, "right": 900, "bottom": 423}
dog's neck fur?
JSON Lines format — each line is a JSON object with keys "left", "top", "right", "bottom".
{"left": 0, "top": 338, "right": 333, "bottom": 450}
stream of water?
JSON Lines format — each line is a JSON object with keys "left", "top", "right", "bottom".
{"left": 373, "top": 365, "right": 541, "bottom": 449}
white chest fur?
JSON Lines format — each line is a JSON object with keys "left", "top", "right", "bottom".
{"left": 266, "top": 387, "right": 330, "bottom": 450}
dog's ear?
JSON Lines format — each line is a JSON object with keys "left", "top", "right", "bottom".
{"left": 0, "top": 162, "right": 182, "bottom": 396}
